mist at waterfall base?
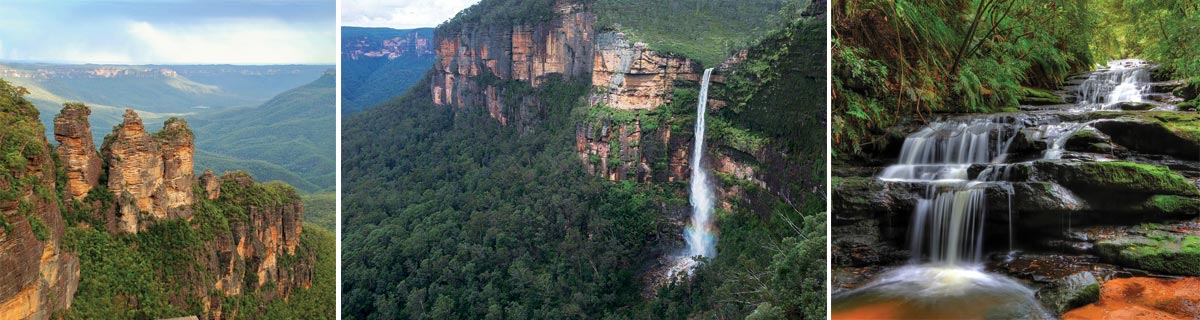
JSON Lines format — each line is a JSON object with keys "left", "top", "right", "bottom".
{"left": 666, "top": 68, "right": 717, "bottom": 278}
{"left": 834, "top": 60, "right": 1157, "bottom": 319}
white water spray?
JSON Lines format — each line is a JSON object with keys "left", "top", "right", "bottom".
{"left": 684, "top": 68, "right": 717, "bottom": 260}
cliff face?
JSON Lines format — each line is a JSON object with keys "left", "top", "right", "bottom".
{"left": 0, "top": 97, "right": 80, "bottom": 320}
{"left": 53, "top": 103, "right": 102, "bottom": 200}
{"left": 431, "top": 0, "right": 595, "bottom": 122}
{"left": 590, "top": 32, "right": 702, "bottom": 110}
{"left": 203, "top": 172, "right": 311, "bottom": 318}
{"left": 46, "top": 104, "right": 315, "bottom": 318}
{"left": 577, "top": 30, "right": 705, "bottom": 182}
{"left": 157, "top": 118, "right": 195, "bottom": 219}
{"left": 343, "top": 28, "right": 434, "bottom": 61}
{"left": 99, "top": 110, "right": 195, "bottom": 233}
{"left": 432, "top": 0, "right": 711, "bottom": 183}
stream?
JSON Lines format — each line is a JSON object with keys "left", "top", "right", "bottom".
{"left": 832, "top": 59, "right": 1194, "bottom": 318}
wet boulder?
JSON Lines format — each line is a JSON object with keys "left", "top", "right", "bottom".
{"left": 1112, "top": 101, "right": 1156, "bottom": 111}
{"left": 1173, "top": 82, "right": 1200, "bottom": 100}
{"left": 1031, "top": 161, "right": 1200, "bottom": 198}
{"left": 1036, "top": 271, "right": 1100, "bottom": 315}
{"left": 1091, "top": 115, "right": 1200, "bottom": 160}
{"left": 1063, "top": 127, "right": 1124, "bottom": 154}
{"left": 1019, "top": 87, "right": 1067, "bottom": 105}
{"left": 1093, "top": 233, "right": 1200, "bottom": 276}
{"left": 831, "top": 177, "right": 922, "bottom": 223}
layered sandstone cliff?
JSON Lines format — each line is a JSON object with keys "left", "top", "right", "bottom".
{"left": 0, "top": 100, "right": 80, "bottom": 320}
{"left": 157, "top": 118, "right": 195, "bottom": 219}
{"left": 202, "top": 172, "right": 311, "bottom": 318}
{"left": 44, "top": 105, "right": 313, "bottom": 318}
{"left": 53, "top": 103, "right": 102, "bottom": 200}
{"left": 431, "top": 0, "right": 595, "bottom": 123}
{"left": 99, "top": 110, "right": 195, "bottom": 233}
{"left": 590, "top": 32, "right": 702, "bottom": 110}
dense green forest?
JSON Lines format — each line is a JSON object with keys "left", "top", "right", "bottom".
{"left": 59, "top": 177, "right": 336, "bottom": 319}
{"left": 595, "top": 0, "right": 800, "bottom": 66}
{"left": 1089, "top": 0, "right": 1200, "bottom": 76}
{"left": 832, "top": 0, "right": 1200, "bottom": 157}
{"left": 342, "top": 0, "right": 826, "bottom": 318}
{"left": 832, "top": 0, "right": 1094, "bottom": 156}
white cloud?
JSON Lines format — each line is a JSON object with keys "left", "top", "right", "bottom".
{"left": 123, "top": 19, "right": 335, "bottom": 64}
{"left": 342, "top": 0, "right": 479, "bottom": 29}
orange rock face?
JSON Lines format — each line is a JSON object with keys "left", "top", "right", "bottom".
{"left": 158, "top": 118, "right": 195, "bottom": 219}
{"left": 52, "top": 103, "right": 102, "bottom": 200}
{"left": 205, "top": 172, "right": 310, "bottom": 313}
{"left": 590, "top": 32, "right": 702, "bottom": 110}
{"left": 431, "top": 0, "right": 595, "bottom": 123}
{"left": 100, "top": 110, "right": 196, "bottom": 233}
{"left": 0, "top": 101, "right": 80, "bottom": 320}
{"left": 1063, "top": 277, "right": 1200, "bottom": 320}
{"left": 201, "top": 169, "right": 221, "bottom": 200}
{"left": 101, "top": 109, "right": 166, "bottom": 233}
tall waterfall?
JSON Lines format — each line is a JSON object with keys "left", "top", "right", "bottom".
{"left": 685, "top": 68, "right": 717, "bottom": 260}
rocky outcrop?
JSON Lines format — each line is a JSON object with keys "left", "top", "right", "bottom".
{"left": 100, "top": 110, "right": 196, "bottom": 234}
{"left": 203, "top": 172, "right": 310, "bottom": 317}
{"left": 201, "top": 169, "right": 221, "bottom": 200}
{"left": 157, "top": 118, "right": 195, "bottom": 219}
{"left": 577, "top": 118, "right": 653, "bottom": 182}
{"left": 101, "top": 110, "right": 166, "bottom": 233}
{"left": 431, "top": 0, "right": 595, "bottom": 120}
{"left": 0, "top": 96, "right": 80, "bottom": 320}
{"left": 589, "top": 32, "right": 702, "bottom": 110}
{"left": 53, "top": 103, "right": 102, "bottom": 200}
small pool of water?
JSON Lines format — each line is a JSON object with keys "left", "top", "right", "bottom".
{"left": 832, "top": 265, "right": 1051, "bottom": 319}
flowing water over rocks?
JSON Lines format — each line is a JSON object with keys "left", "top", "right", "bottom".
{"left": 833, "top": 59, "right": 1200, "bottom": 317}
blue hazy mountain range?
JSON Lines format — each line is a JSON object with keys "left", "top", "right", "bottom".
{"left": 341, "top": 26, "right": 435, "bottom": 114}
{"left": 0, "top": 63, "right": 334, "bottom": 193}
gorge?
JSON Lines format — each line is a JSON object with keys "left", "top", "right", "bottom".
{"left": 341, "top": 0, "right": 828, "bottom": 318}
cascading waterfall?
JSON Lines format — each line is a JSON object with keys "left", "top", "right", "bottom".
{"left": 665, "top": 68, "right": 716, "bottom": 278}
{"left": 882, "top": 116, "right": 1021, "bottom": 264}
{"left": 685, "top": 68, "right": 717, "bottom": 260}
{"left": 835, "top": 60, "right": 1158, "bottom": 317}
{"left": 1076, "top": 59, "right": 1151, "bottom": 110}
{"left": 833, "top": 116, "right": 1051, "bottom": 318}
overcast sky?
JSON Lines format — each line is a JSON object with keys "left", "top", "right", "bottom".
{"left": 342, "top": 0, "right": 479, "bottom": 29}
{"left": 0, "top": 0, "right": 335, "bottom": 65}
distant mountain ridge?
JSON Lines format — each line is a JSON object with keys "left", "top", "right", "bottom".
{"left": 341, "top": 27, "right": 435, "bottom": 114}
{"left": 191, "top": 70, "right": 336, "bottom": 193}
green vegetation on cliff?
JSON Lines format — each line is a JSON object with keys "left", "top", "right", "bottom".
{"left": 343, "top": 0, "right": 826, "bottom": 318}
{"left": 833, "top": 0, "right": 1096, "bottom": 156}
{"left": 642, "top": 8, "right": 828, "bottom": 319}
{"left": 59, "top": 169, "right": 333, "bottom": 319}
{"left": 595, "top": 0, "right": 797, "bottom": 66}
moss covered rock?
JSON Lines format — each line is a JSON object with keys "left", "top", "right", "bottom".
{"left": 1018, "top": 87, "right": 1066, "bottom": 105}
{"left": 1094, "top": 234, "right": 1200, "bottom": 276}
{"left": 1034, "top": 161, "right": 1199, "bottom": 197}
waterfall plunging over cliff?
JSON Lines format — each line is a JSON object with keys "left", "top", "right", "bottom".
{"left": 685, "top": 68, "right": 717, "bottom": 260}
{"left": 665, "top": 68, "right": 717, "bottom": 278}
